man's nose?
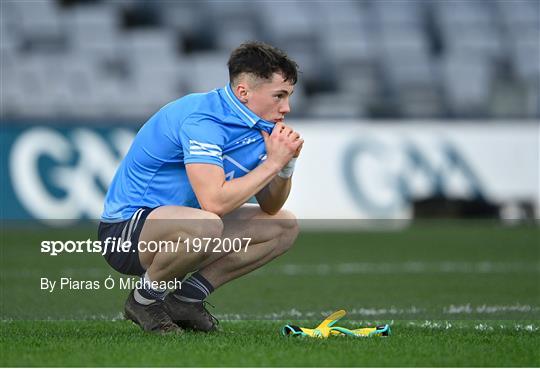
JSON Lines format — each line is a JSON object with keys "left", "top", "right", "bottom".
{"left": 280, "top": 99, "right": 291, "bottom": 114}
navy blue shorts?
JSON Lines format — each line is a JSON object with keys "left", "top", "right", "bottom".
{"left": 97, "top": 207, "right": 156, "bottom": 276}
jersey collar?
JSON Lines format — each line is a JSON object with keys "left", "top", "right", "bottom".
{"left": 223, "top": 84, "right": 275, "bottom": 132}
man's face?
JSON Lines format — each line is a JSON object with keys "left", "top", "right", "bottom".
{"left": 240, "top": 73, "right": 295, "bottom": 123}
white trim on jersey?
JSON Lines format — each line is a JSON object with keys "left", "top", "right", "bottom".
{"left": 189, "top": 140, "right": 222, "bottom": 151}
{"left": 189, "top": 140, "right": 222, "bottom": 157}
{"left": 190, "top": 151, "right": 222, "bottom": 157}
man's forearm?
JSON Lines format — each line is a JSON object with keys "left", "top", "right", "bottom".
{"left": 212, "top": 160, "right": 282, "bottom": 216}
{"left": 256, "top": 175, "right": 292, "bottom": 215}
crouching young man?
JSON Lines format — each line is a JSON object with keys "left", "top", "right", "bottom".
{"left": 98, "top": 41, "right": 303, "bottom": 333}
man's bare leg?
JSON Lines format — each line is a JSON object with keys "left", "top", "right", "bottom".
{"left": 134, "top": 204, "right": 298, "bottom": 291}
{"left": 197, "top": 204, "right": 299, "bottom": 289}
{"left": 138, "top": 205, "right": 224, "bottom": 282}
{"left": 122, "top": 205, "right": 224, "bottom": 333}
{"left": 131, "top": 204, "right": 298, "bottom": 332}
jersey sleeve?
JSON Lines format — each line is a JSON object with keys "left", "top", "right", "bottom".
{"left": 180, "top": 117, "right": 225, "bottom": 167}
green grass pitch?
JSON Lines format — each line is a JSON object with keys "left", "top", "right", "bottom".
{"left": 1, "top": 221, "right": 539, "bottom": 366}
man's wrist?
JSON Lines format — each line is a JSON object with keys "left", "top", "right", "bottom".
{"left": 278, "top": 157, "right": 297, "bottom": 179}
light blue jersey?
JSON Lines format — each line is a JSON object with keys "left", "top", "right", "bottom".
{"left": 101, "top": 84, "right": 275, "bottom": 222}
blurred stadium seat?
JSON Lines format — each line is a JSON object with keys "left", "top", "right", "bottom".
{"left": 1, "top": 0, "right": 538, "bottom": 120}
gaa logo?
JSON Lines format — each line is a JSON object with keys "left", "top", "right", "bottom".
{"left": 9, "top": 127, "right": 135, "bottom": 223}
{"left": 343, "top": 137, "right": 485, "bottom": 217}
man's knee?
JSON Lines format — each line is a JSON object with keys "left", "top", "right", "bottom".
{"left": 271, "top": 208, "right": 299, "bottom": 254}
{"left": 274, "top": 208, "right": 299, "bottom": 231}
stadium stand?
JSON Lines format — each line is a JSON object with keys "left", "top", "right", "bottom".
{"left": 1, "top": 0, "right": 539, "bottom": 120}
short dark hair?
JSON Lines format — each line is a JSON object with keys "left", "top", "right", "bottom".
{"left": 227, "top": 41, "right": 299, "bottom": 86}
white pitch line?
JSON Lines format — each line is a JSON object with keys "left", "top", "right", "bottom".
{"left": 3, "top": 310, "right": 539, "bottom": 332}
{"left": 2, "top": 317, "right": 538, "bottom": 333}
{"left": 3, "top": 261, "right": 539, "bottom": 279}
{"left": 405, "top": 321, "right": 539, "bottom": 332}
{"left": 443, "top": 303, "right": 538, "bottom": 314}
{"left": 214, "top": 304, "right": 540, "bottom": 320}
{"left": 257, "top": 261, "right": 540, "bottom": 275}
{"left": 1, "top": 267, "right": 111, "bottom": 279}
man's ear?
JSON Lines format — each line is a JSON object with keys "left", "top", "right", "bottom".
{"left": 235, "top": 83, "right": 249, "bottom": 103}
